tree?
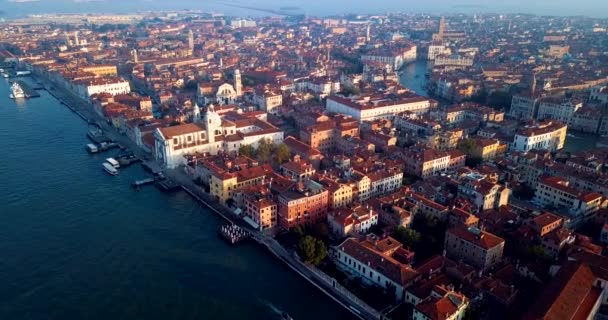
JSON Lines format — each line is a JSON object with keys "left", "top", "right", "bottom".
{"left": 238, "top": 144, "right": 255, "bottom": 158}
{"left": 257, "top": 138, "right": 274, "bottom": 163}
{"left": 297, "top": 235, "right": 327, "bottom": 265}
{"left": 274, "top": 143, "right": 292, "bottom": 164}
{"left": 487, "top": 91, "right": 512, "bottom": 110}
{"left": 392, "top": 226, "right": 421, "bottom": 247}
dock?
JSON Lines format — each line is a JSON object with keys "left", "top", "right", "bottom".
{"left": 116, "top": 153, "right": 141, "bottom": 167}
{"left": 141, "top": 161, "right": 162, "bottom": 175}
{"left": 218, "top": 224, "right": 250, "bottom": 245}
{"left": 132, "top": 178, "right": 155, "bottom": 188}
{"left": 156, "top": 177, "right": 181, "bottom": 192}
{"left": 13, "top": 80, "right": 40, "bottom": 98}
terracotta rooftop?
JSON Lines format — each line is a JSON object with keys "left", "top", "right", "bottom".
{"left": 338, "top": 238, "right": 418, "bottom": 287}
{"left": 447, "top": 226, "right": 505, "bottom": 250}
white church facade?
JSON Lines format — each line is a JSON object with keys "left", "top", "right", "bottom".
{"left": 154, "top": 103, "right": 283, "bottom": 168}
{"left": 197, "top": 69, "right": 243, "bottom": 106}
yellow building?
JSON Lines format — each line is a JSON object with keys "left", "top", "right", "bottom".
{"left": 81, "top": 65, "right": 118, "bottom": 77}
{"left": 469, "top": 138, "right": 503, "bottom": 161}
{"left": 209, "top": 164, "right": 273, "bottom": 203}
{"left": 320, "top": 179, "right": 354, "bottom": 209}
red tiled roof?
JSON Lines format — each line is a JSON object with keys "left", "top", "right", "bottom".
{"left": 447, "top": 226, "right": 504, "bottom": 250}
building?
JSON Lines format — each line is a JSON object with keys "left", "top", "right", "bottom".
{"left": 326, "top": 94, "right": 433, "bottom": 122}
{"left": 367, "top": 168, "right": 404, "bottom": 198}
{"left": 466, "top": 138, "right": 504, "bottom": 161}
{"left": 154, "top": 106, "right": 283, "bottom": 168}
{"left": 278, "top": 180, "right": 329, "bottom": 229}
{"left": 525, "top": 261, "right": 607, "bottom": 320}
{"left": 207, "top": 163, "right": 272, "bottom": 204}
{"left": 80, "top": 64, "right": 118, "bottom": 77}
{"left": 319, "top": 178, "right": 354, "bottom": 209}
{"left": 532, "top": 176, "right": 604, "bottom": 227}
{"left": 361, "top": 44, "right": 417, "bottom": 70}
{"left": 412, "top": 291, "right": 469, "bottom": 320}
{"left": 433, "top": 54, "right": 474, "bottom": 68}
{"left": 529, "top": 212, "right": 563, "bottom": 237}
{"left": 458, "top": 179, "right": 510, "bottom": 211}
{"left": 253, "top": 87, "right": 282, "bottom": 114}
{"left": 74, "top": 77, "right": 131, "bottom": 99}
{"left": 511, "top": 121, "right": 567, "bottom": 152}
{"left": 402, "top": 148, "right": 452, "bottom": 178}
{"left": 300, "top": 116, "right": 359, "bottom": 153}
{"left": 333, "top": 237, "right": 419, "bottom": 302}
{"left": 509, "top": 94, "right": 541, "bottom": 120}
{"left": 328, "top": 206, "right": 379, "bottom": 237}
{"left": 230, "top": 19, "right": 257, "bottom": 28}
{"left": 537, "top": 97, "right": 583, "bottom": 123}
{"left": 427, "top": 42, "right": 450, "bottom": 60}
{"left": 442, "top": 103, "right": 504, "bottom": 125}
{"left": 444, "top": 226, "right": 505, "bottom": 270}
{"left": 243, "top": 192, "right": 277, "bottom": 231}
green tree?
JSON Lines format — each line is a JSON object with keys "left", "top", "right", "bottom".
{"left": 274, "top": 143, "right": 292, "bottom": 164}
{"left": 257, "top": 138, "right": 275, "bottom": 163}
{"left": 392, "top": 226, "right": 421, "bottom": 247}
{"left": 239, "top": 144, "right": 255, "bottom": 158}
{"left": 297, "top": 235, "right": 327, "bottom": 265}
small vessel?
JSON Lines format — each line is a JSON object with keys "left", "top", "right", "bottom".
{"left": 2, "top": 73, "right": 8, "bottom": 78}
{"left": 86, "top": 143, "right": 98, "bottom": 153}
{"left": 102, "top": 162, "right": 118, "bottom": 175}
{"left": 281, "top": 312, "right": 294, "bottom": 320}
{"left": 105, "top": 158, "right": 120, "bottom": 168}
{"left": 9, "top": 82, "right": 25, "bottom": 99}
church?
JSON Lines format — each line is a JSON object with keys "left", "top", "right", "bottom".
{"left": 154, "top": 103, "right": 283, "bottom": 168}
{"left": 197, "top": 69, "right": 243, "bottom": 105}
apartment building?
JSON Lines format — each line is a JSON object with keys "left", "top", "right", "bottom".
{"left": 444, "top": 226, "right": 505, "bottom": 270}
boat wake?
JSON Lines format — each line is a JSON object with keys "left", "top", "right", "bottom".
{"left": 259, "top": 299, "right": 294, "bottom": 319}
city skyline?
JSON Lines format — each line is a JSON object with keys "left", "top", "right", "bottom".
{"left": 2, "top": 0, "right": 608, "bottom": 18}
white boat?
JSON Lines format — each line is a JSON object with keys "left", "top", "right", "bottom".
{"left": 86, "top": 143, "right": 98, "bottom": 153}
{"left": 105, "top": 158, "right": 120, "bottom": 168}
{"left": 3, "top": 73, "right": 10, "bottom": 78}
{"left": 9, "top": 82, "right": 25, "bottom": 99}
{"left": 102, "top": 162, "right": 118, "bottom": 175}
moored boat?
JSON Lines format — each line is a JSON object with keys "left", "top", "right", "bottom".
{"left": 9, "top": 82, "right": 25, "bottom": 99}
{"left": 102, "top": 162, "right": 118, "bottom": 175}
{"left": 105, "top": 158, "right": 120, "bottom": 168}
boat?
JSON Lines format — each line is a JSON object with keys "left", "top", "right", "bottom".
{"left": 102, "top": 162, "right": 118, "bottom": 175}
{"left": 2, "top": 73, "right": 8, "bottom": 78}
{"left": 9, "top": 82, "right": 25, "bottom": 99}
{"left": 105, "top": 158, "right": 120, "bottom": 168}
{"left": 86, "top": 143, "right": 98, "bottom": 153}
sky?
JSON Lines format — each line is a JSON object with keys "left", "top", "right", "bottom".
{"left": 1, "top": 0, "right": 608, "bottom": 18}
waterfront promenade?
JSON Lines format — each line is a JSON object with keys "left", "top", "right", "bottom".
{"left": 34, "top": 74, "right": 382, "bottom": 320}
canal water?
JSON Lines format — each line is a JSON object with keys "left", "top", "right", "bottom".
{"left": 0, "top": 79, "right": 354, "bottom": 320}
{"left": 399, "top": 60, "right": 429, "bottom": 96}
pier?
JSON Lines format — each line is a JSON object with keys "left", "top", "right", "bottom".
{"left": 218, "top": 224, "right": 250, "bottom": 244}
{"left": 13, "top": 80, "right": 40, "bottom": 98}
{"left": 155, "top": 177, "right": 181, "bottom": 192}
{"left": 131, "top": 178, "right": 155, "bottom": 188}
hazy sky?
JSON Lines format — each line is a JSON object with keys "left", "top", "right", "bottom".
{"left": 2, "top": 0, "right": 608, "bottom": 18}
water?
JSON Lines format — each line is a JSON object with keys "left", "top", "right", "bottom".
{"left": 399, "top": 60, "right": 429, "bottom": 97}
{"left": 564, "top": 132, "right": 601, "bottom": 153}
{"left": 0, "top": 79, "right": 354, "bottom": 320}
